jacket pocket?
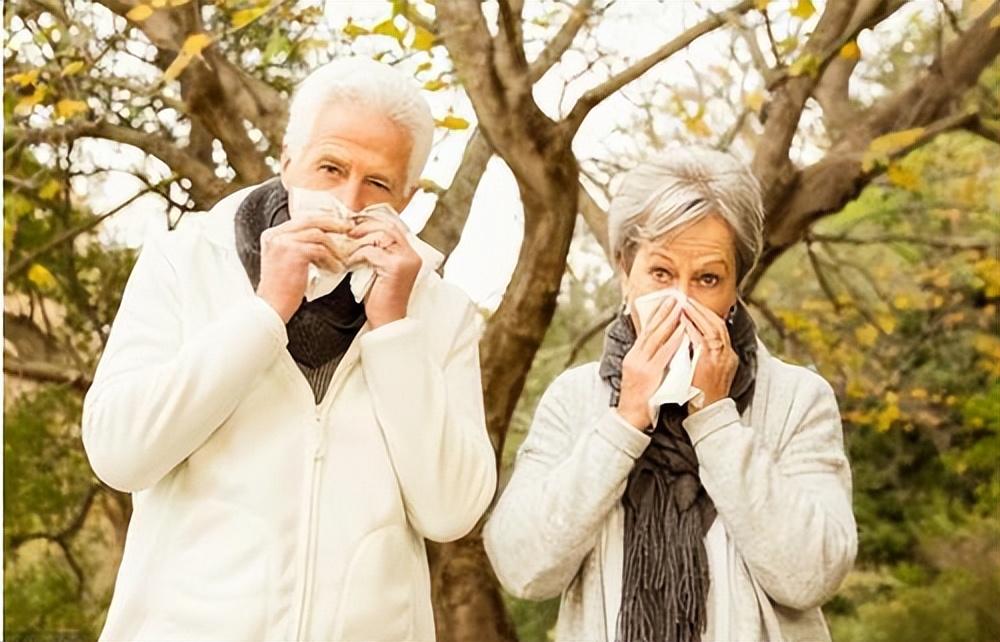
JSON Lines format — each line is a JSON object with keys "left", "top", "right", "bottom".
{"left": 334, "top": 524, "right": 417, "bottom": 641}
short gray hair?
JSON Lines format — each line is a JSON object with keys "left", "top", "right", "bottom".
{"left": 283, "top": 57, "right": 434, "bottom": 190}
{"left": 608, "top": 147, "right": 765, "bottom": 290}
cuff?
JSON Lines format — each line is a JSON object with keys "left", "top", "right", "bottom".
{"left": 597, "top": 409, "right": 652, "bottom": 459}
{"left": 682, "top": 397, "right": 742, "bottom": 445}
{"left": 247, "top": 295, "right": 288, "bottom": 347}
{"left": 359, "top": 316, "right": 421, "bottom": 351}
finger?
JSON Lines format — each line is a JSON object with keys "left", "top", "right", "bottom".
{"left": 348, "top": 219, "right": 408, "bottom": 245}
{"left": 651, "top": 324, "right": 686, "bottom": 370}
{"left": 641, "top": 301, "right": 683, "bottom": 356}
{"left": 346, "top": 244, "right": 392, "bottom": 270}
{"left": 283, "top": 229, "right": 352, "bottom": 263}
{"left": 682, "top": 316, "right": 705, "bottom": 349}
{"left": 351, "top": 231, "right": 399, "bottom": 252}
{"left": 273, "top": 216, "right": 354, "bottom": 236}
{"left": 683, "top": 299, "right": 729, "bottom": 347}
{"left": 636, "top": 297, "right": 678, "bottom": 349}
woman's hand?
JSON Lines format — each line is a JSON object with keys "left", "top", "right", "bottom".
{"left": 682, "top": 297, "right": 739, "bottom": 409}
{"left": 617, "top": 298, "right": 686, "bottom": 431}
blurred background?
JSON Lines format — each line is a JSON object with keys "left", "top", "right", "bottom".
{"left": 4, "top": 0, "right": 999, "bottom": 640}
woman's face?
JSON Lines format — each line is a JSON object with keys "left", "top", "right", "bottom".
{"left": 621, "top": 212, "right": 739, "bottom": 319}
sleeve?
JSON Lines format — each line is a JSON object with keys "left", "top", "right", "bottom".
{"left": 358, "top": 299, "right": 498, "bottom": 543}
{"left": 682, "top": 374, "right": 858, "bottom": 610}
{"left": 482, "top": 369, "right": 651, "bottom": 600}
{"left": 81, "top": 234, "right": 289, "bottom": 493}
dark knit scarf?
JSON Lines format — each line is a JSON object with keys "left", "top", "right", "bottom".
{"left": 598, "top": 300, "right": 758, "bottom": 642}
{"left": 233, "top": 179, "right": 366, "bottom": 393}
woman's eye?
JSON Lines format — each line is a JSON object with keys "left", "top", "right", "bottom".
{"left": 321, "top": 164, "right": 344, "bottom": 175}
{"left": 699, "top": 274, "right": 720, "bottom": 287}
{"left": 651, "top": 268, "right": 672, "bottom": 281}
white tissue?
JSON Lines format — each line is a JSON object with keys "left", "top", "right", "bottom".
{"left": 632, "top": 288, "right": 704, "bottom": 422}
{"left": 287, "top": 187, "right": 443, "bottom": 302}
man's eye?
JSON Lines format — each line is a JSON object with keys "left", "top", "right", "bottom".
{"left": 368, "top": 180, "right": 390, "bottom": 192}
{"left": 651, "top": 268, "right": 672, "bottom": 280}
{"left": 321, "top": 164, "right": 344, "bottom": 175}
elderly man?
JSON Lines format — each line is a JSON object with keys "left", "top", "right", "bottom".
{"left": 82, "top": 58, "right": 497, "bottom": 641}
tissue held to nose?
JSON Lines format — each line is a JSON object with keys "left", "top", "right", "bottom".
{"left": 631, "top": 287, "right": 705, "bottom": 421}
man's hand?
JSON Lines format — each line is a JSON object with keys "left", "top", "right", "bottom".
{"left": 256, "top": 217, "right": 353, "bottom": 323}
{"left": 347, "top": 216, "right": 421, "bottom": 328}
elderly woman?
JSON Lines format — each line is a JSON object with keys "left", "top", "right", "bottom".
{"left": 484, "top": 148, "right": 856, "bottom": 642}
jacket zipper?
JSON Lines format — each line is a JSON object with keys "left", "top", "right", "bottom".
{"left": 290, "top": 344, "right": 360, "bottom": 640}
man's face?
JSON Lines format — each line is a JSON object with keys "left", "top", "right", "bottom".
{"left": 280, "top": 102, "right": 415, "bottom": 214}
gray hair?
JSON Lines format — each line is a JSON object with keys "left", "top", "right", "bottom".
{"left": 283, "top": 57, "right": 434, "bottom": 190}
{"left": 608, "top": 147, "right": 765, "bottom": 290}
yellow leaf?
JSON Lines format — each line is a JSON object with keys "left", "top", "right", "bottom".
{"left": 839, "top": 40, "right": 860, "bottom": 60}
{"left": 991, "top": 15, "right": 1000, "bottom": 28}
{"left": 372, "top": 18, "right": 404, "bottom": 42}
{"left": 422, "top": 79, "right": 447, "bottom": 91}
{"left": 169, "top": 0, "right": 192, "bottom": 5}
{"left": 435, "top": 114, "right": 469, "bottom": 130}
{"left": 790, "top": 0, "right": 815, "bottom": 19}
{"left": 788, "top": 53, "right": 819, "bottom": 77}
{"left": 854, "top": 324, "right": 878, "bottom": 348}
{"left": 61, "top": 60, "right": 86, "bottom": 77}
{"left": 14, "top": 85, "right": 46, "bottom": 116}
{"left": 10, "top": 69, "right": 40, "bottom": 86}
{"left": 910, "top": 388, "right": 928, "bottom": 400}
{"left": 893, "top": 294, "right": 911, "bottom": 310}
{"left": 126, "top": 4, "right": 154, "bottom": 21}
{"left": 181, "top": 32, "right": 212, "bottom": 56}
{"left": 415, "top": 61, "right": 432, "bottom": 73}
{"left": 411, "top": 25, "right": 434, "bottom": 51}
{"left": 27, "top": 264, "right": 57, "bottom": 290}
{"left": 743, "top": 90, "right": 765, "bottom": 113}
{"left": 887, "top": 162, "right": 919, "bottom": 190}
{"left": 151, "top": 0, "right": 166, "bottom": 7}
{"left": 39, "top": 178, "right": 62, "bottom": 200}
{"left": 232, "top": 6, "right": 267, "bottom": 28}
{"left": 163, "top": 52, "right": 194, "bottom": 82}
{"left": 876, "top": 314, "right": 896, "bottom": 334}
{"left": 55, "top": 98, "right": 88, "bottom": 119}
{"left": 861, "top": 128, "right": 926, "bottom": 171}
{"left": 343, "top": 20, "right": 369, "bottom": 38}
{"left": 754, "top": 0, "right": 770, "bottom": 10}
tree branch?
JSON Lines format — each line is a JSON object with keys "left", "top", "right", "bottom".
{"left": 528, "top": 0, "right": 596, "bottom": 82}
{"left": 562, "top": 0, "right": 753, "bottom": 133}
{"left": 7, "top": 121, "right": 233, "bottom": 208}
{"left": 3, "top": 355, "right": 91, "bottom": 391}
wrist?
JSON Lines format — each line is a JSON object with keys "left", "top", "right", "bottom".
{"left": 617, "top": 404, "right": 651, "bottom": 432}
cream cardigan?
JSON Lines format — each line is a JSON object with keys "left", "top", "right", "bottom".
{"left": 484, "top": 342, "right": 856, "bottom": 642}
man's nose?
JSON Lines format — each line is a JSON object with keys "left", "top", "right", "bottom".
{"left": 332, "top": 177, "right": 366, "bottom": 212}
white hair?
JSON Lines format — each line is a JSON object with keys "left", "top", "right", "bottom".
{"left": 608, "top": 147, "right": 766, "bottom": 290}
{"left": 283, "top": 57, "right": 434, "bottom": 190}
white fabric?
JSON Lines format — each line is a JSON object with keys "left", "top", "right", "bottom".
{"left": 631, "top": 288, "right": 705, "bottom": 421}
{"left": 82, "top": 183, "right": 496, "bottom": 641}
{"left": 483, "top": 347, "right": 857, "bottom": 642}
{"left": 285, "top": 187, "right": 445, "bottom": 302}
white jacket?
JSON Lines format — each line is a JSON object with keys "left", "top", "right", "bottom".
{"left": 82, "top": 185, "right": 497, "bottom": 641}
{"left": 484, "top": 344, "right": 857, "bottom": 642}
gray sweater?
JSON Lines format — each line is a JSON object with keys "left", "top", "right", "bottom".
{"left": 484, "top": 340, "right": 856, "bottom": 642}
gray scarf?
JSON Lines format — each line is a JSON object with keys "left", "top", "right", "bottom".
{"left": 598, "top": 301, "right": 757, "bottom": 642}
